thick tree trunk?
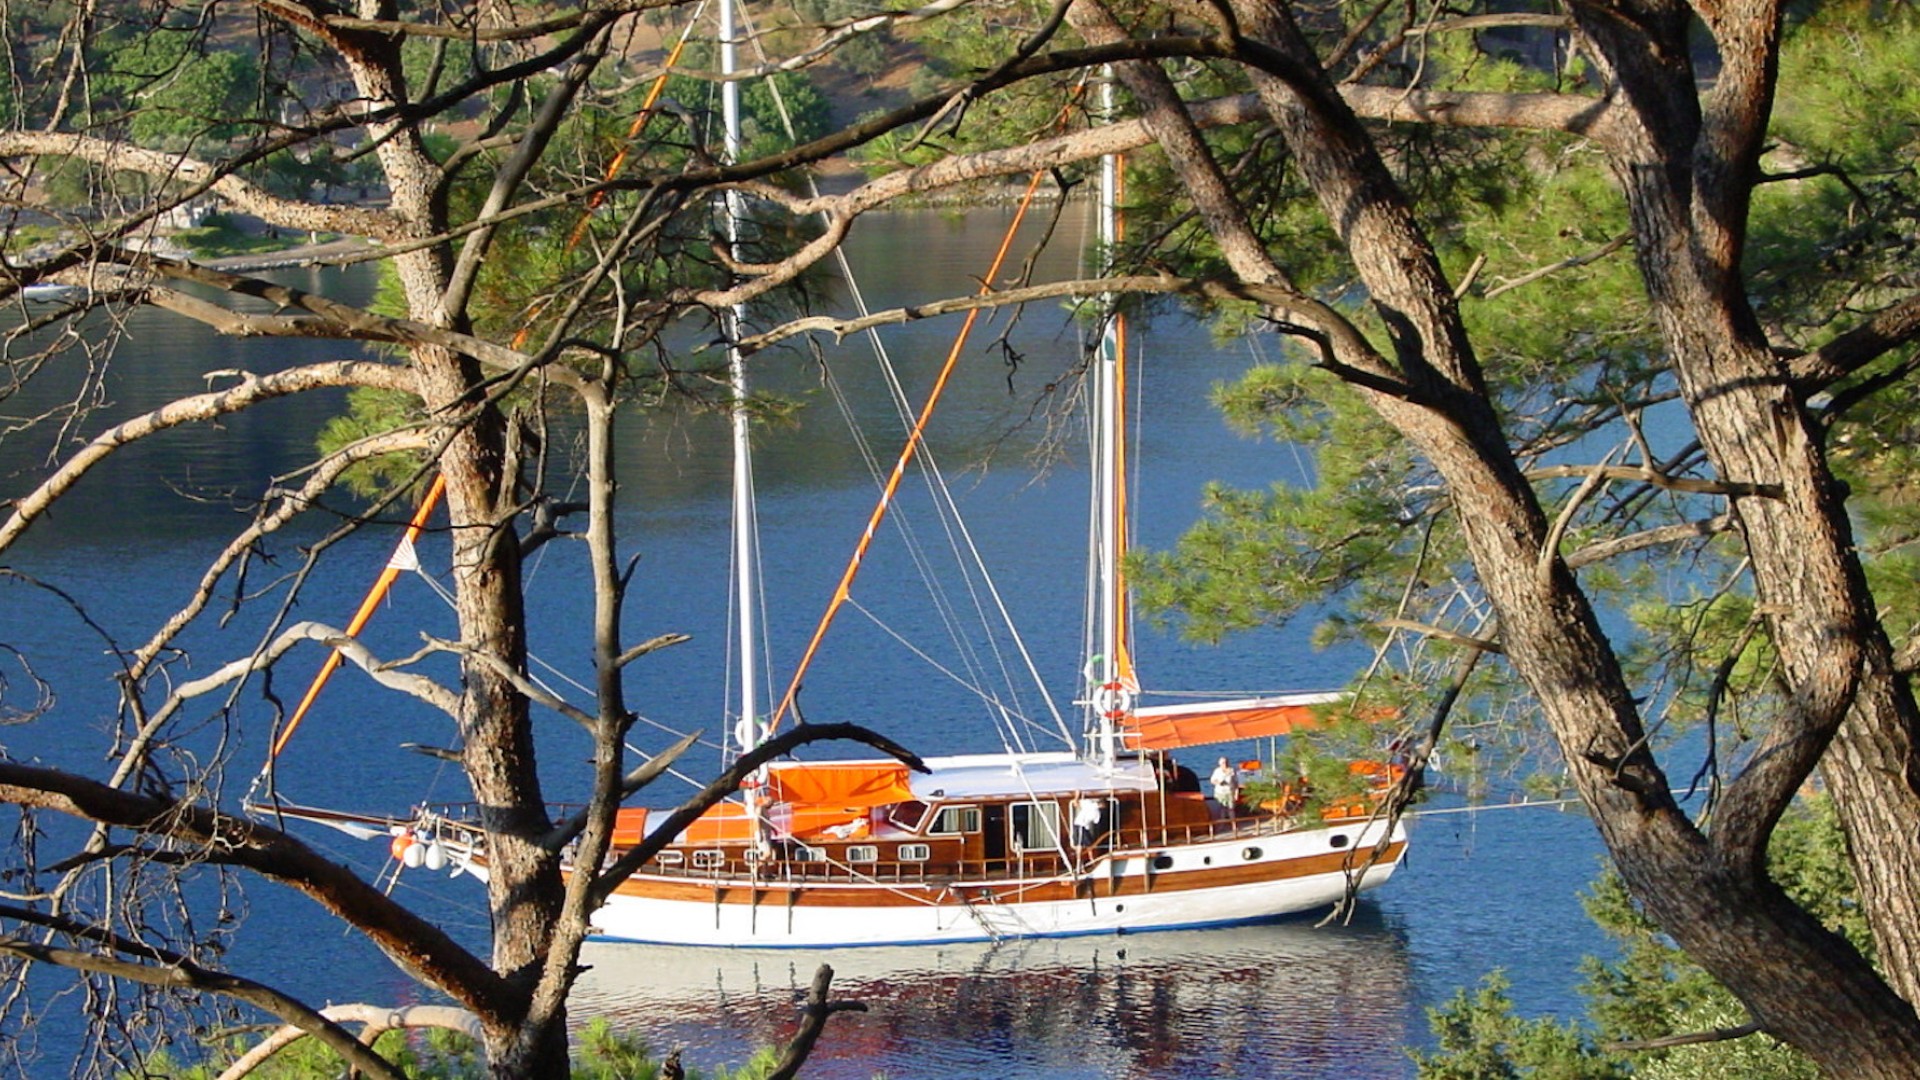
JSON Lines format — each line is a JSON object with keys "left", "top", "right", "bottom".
{"left": 1571, "top": 0, "right": 1920, "bottom": 1031}
{"left": 1617, "top": 832, "right": 1920, "bottom": 1078}
{"left": 331, "top": 26, "right": 572, "bottom": 1079}
{"left": 1217, "top": 1, "right": 1920, "bottom": 1071}
{"left": 1824, "top": 671, "right": 1920, "bottom": 1006}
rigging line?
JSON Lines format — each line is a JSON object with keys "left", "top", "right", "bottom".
{"left": 620, "top": 739, "right": 721, "bottom": 792}
{"left": 741, "top": 15, "right": 1077, "bottom": 750}
{"left": 407, "top": 557, "right": 650, "bottom": 745}
{"left": 842, "top": 597, "right": 1057, "bottom": 746}
{"left": 398, "top": 557, "right": 596, "bottom": 735}
{"left": 908, "top": 471, "right": 1060, "bottom": 752}
{"left": 519, "top": 447, "right": 588, "bottom": 591}
{"left": 1404, "top": 799, "right": 1583, "bottom": 818}
{"left": 756, "top": 23, "right": 1098, "bottom": 737}
{"left": 814, "top": 369, "right": 1044, "bottom": 752}
{"left": 749, "top": 496, "right": 780, "bottom": 745}
{"left": 737, "top": 0, "right": 991, "bottom": 711}
{"left": 1143, "top": 687, "right": 1348, "bottom": 699}
{"left": 811, "top": 373, "right": 981, "bottom": 683}
{"left": 808, "top": 302, "right": 1042, "bottom": 752}
{"left": 737, "top": 3, "right": 917, "bottom": 434}
{"left": 270, "top": 473, "right": 448, "bottom": 761}
{"left": 409, "top": 562, "right": 458, "bottom": 610}
{"left": 769, "top": 166, "right": 1057, "bottom": 735}
{"left": 295, "top": 824, "right": 496, "bottom": 925}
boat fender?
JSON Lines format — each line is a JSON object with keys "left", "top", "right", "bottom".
{"left": 423, "top": 839, "right": 448, "bottom": 871}
{"left": 402, "top": 837, "right": 427, "bottom": 869}
{"left": 389, "top": 832, "right": 413, "bottom": 864}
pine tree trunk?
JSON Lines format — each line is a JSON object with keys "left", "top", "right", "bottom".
{"left": 1218, "top": 0, "right": 1920, "bottom": 1071}
{"left": 333, "top": 25, "right": 573, "bottom": 1078}
{"left": 1822, "top": 672, "right": 1920, "bottom": 1006}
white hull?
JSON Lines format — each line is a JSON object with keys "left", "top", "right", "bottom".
{"left": 589, "top": 817, "right": 1406, "bottom": 948}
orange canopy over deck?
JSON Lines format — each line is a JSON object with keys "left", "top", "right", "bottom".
{"left": 1119, "top": 692, "right": 1347, "bottom": 751}
{"left": 766, "top": 760, "right": 915, "bottom": 808}
{"left": 611, "top": 761, "right": 918, "bottom": 849}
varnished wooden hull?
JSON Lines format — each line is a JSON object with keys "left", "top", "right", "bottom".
{"left": 589, "top": 817, "right": 1407, "bottom": 947}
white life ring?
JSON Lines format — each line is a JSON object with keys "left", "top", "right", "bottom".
{"left": 1092, "top": 681, "right": 1134, "bottom": 720}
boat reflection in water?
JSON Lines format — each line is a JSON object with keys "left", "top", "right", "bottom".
{"left": 570, "top": 909, "right": 1416, "bottom": 1079}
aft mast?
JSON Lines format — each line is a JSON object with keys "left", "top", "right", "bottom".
{"left": 1089, "top": 67, "right": 1135, "bottom": 771}
{"left": 720, "top": 0, "right": 763, "bottom": 763}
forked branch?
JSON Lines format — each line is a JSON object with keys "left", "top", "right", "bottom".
{"left": 0, "top": 906, "right": 405, "bottom": 1080}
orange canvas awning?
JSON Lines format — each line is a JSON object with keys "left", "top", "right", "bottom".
{"left": 766, "top": 761, "right": 915, "bottom": 809}
{"left": 769, "top": 804, "right": 875, "bottom": 841}
{"left": 1120, "top": 692, "right": 1347, "bottom": 751}
{"left": 611, "top": 807, "right": 650, "bottom": 847}
{"left": 677, "top": 801, "right": 757, "bottom": 844}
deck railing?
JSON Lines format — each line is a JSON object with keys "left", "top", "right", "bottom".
{"left": 628, "top": 805, "right": 1371, "bottom": 886}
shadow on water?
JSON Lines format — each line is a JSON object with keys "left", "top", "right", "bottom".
{"left": 570, "top": 907, "right": 1417, "bottom": 1080}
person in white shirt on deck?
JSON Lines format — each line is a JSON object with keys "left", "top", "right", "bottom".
{"left": 1210, "top": 757, "right": 1241, "bottom": 816}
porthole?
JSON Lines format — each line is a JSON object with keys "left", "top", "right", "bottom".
{"left": 1241, "top": 846, "right": 1262, "bottom": 861}
{"left": 1202, "top": 856, "right": 1213, "bottom": 866}
{"left": 1151, "top": 854, "right": 1174, "bottom": 871}
{"left": 1330, "top": 834, "right": 1350, "bottom": 849}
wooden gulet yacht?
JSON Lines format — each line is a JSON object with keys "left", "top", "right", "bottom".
{"left": 580, "top": 63, "right": 1409, "bottom": 948}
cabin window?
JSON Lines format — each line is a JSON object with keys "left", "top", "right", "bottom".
{"left": 846, "top": 845, "right": 879, "bottom": 863}
{"left": 898, "top": 843, "right": 931, "bottom": 862}
{"left": 929, "top": 806, "right": 980, "bottom": 835}
{"left": 1010, "top": 801, "right": 1061, "bottom": 853}
{"left": 691, "top": 849, "right": 725, "bottom": 868}
{"left": 790, "top": 844, "right": 825, "bottom": 862}
{"left": 656, "top": 850, "right": 685, "bottom": 865}
{"left": 884, "top": 800, "right": 929, "bottom": 832}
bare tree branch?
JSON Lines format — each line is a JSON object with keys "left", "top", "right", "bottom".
{"left": 0, "top": 133, "right": 405, "bottom": 243}
{"left": 0, "top": 361, "right": 413, "bottom": 554}
{"left": 215, "top": 1003, "right": 483, "bottom": 1080}
{"left": 1602, "top": 1021, "right": 1764, "bottom": 1052}
{"left": 1523, "top": 463, "right": 1783, "bottom": 500}
{"left": 0, "top": 762, "right": 507, "bottom": 1020}
{"left": 1792, "top": 292, "right": 1920, "bottom": 390}
{"left": 0, "top": 906, "right": 405, "bottom": 1080}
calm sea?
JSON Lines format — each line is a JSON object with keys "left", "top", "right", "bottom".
{"left": 0, "top": 207, "right": 1609, "bottom": 1077}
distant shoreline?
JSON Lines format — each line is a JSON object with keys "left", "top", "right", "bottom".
{"left": 196, "top": 184, "right": 1073, "bottom": 274}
